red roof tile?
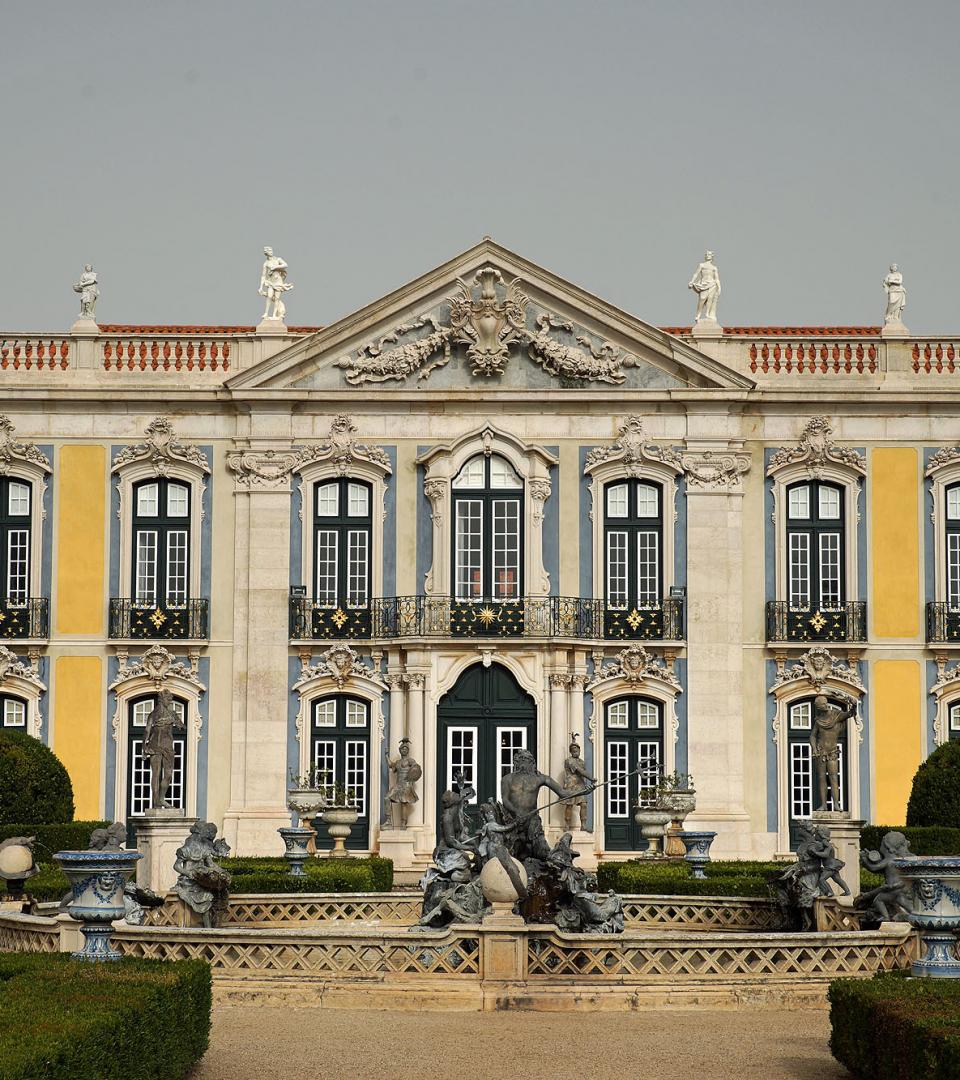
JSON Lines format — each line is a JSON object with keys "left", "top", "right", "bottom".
{"left": 659, "top": 326, "right": 881, "bottom": 337}
{"left": 98, "top": 324, "right": 323, "bottom": 334}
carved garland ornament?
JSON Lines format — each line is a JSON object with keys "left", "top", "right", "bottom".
{"left": 0, "top": 645, "right": 44, "bottom": 689}
{"left": 0, "top": 415, "right": 51, "bottom": 475}
{"left": 584, "top": 416, "right": 683, "bottom": 475}
{"left": 338, "top": 267, "right": 638, "bottom": 386}
{"left": 113, "top": 417, "right": 210, "bottom": 477}
{"left": 767, "top": 416, "right": 866, "bottom": 477}
{"left": 293, "top": 643, "right": 387, "bottom": 692}
{"left": 587, "top": 644, "right": 681, "bottom": 692}
{"left": 771, "top": 646, "right": 865, "bottom": 694}
{"left": 926, "top": 446, "right": 960, "bottom": 476}
{"left": 294, "top": 415, "right": 392, "bottom": 476}
{"left": 109, "top": 644, "right": 204, "bottom": 692}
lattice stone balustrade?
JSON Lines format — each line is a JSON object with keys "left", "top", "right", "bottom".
{"left": 0, "top": 915, "right": 61, "bottom": 953}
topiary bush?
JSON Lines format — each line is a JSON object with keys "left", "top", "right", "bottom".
{"left": 906, "top": 741, "right": 960, "bottom": 828}
{"left": 0, "top": 730, "right": 74, "bottom": 825}
{"left": 861, "top": 824, "right": 960, "bottom": 856}
{"left": 0, "top": 820, "right": 108, "bottom": 859}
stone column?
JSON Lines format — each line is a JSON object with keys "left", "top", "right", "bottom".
{"left": 406, "top": 672, "right": 426, "bottom": 829}
{"left": 548, "top": 672, "right": 569, "bottom": 829}
{"left": 386, "top": 673, "right": 406, "bottom": 755}
{"left": 680, "top": 443, "right": 753, "bottom": 857}
{"left": 222, "top": 446, "right": 300, "bottom": 855}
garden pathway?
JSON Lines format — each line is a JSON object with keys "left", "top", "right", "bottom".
{"left": 194, "top": 1005, "right": 848, "bottom": 1079}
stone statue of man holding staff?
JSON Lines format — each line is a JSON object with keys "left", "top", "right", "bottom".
{"left": 502, "top": 748, "right": 594, "bottom": 861}
{"left": 810, "top": 692, "right": 856, "bottom": 812}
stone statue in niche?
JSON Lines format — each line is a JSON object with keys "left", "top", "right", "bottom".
{"left": 559, "top": 735, "right": 595, "bottom": 830}
{"left": 173, "top": 821, "right": 231, "bottom": 928}
{"left": 883, "top": 264, "right": 907, "bottom": 324}
{"left": 72, "top": 264, "right": 99, "bottom": 320}
{"left": 144, "top": 689, "right": 179, "bottom": 810}
{"left": 259, "top": 246, "right": 293, "bottom": 322}
{"left": 811, "top": 692, "right": 856, "bottom": 812}
{"left": 383, "top": 737, "right": 422, "bottom": 829}
{"left": 688, "top": 251, "right": 721, "bottom": 323}
{"left": 856, "top": 831, "right": 913, "bottom": 922}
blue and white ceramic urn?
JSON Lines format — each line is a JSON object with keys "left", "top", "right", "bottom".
{"left": 894, "top": 855, "right": 960, "bottom": 978}
{"left": 54, "top": 849, "right": 143, "bottom": 961}
{"left": 278, "top": 826, "right": 314, "bottom": 877}
{"left": 680, "top": 831, "right": 717, "bottom": 880}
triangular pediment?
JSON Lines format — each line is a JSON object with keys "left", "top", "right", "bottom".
{"left": 227, "top": 239, "right": 753, "bottom": 392}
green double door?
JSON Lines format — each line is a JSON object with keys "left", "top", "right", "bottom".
{"left": 436, "top": 664, "right": 536, "bottom": 824}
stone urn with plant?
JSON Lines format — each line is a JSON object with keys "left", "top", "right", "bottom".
{"left": 288, "top": 767, "right": 327, "bottom": 854}
{"left": 317, "top": 773, "right": 359, "bottom": 858}
{"left": 655, "top": 771, "right": 696, "bottom": 857}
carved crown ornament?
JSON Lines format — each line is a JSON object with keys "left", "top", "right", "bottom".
{"left": 0, "top": 415, "right": 51, "bottom": 476}
{"left": 767, "top": 416, "right": 866, "bottom": 478}
{"left": 112, "top": 416, "right": 210, "bottom": 477}
{"left": 771, "top": 646, "right": 865, "bottom": 695}
{"left": 586, "top": 644, "right": 681, "bottom": 692}
{"left": 293, "top": 643, "right": 387, "bottom": 692}
{"left": 294, "top": 415, "right": 392, "bottom": 477}
{"left": 109, "top": 644, "right": 204, "bottom": 692}
{"left": 932, "top": 656, "right": 960, "bottom": 696}
{"left": 0, "top": 645, "right": 45, "bottom": 690}
{"left": 336, "top": 267, "right": 638, "bottom": 386}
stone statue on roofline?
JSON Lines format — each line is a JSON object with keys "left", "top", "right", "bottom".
{"left": 883, "top": 263, "right": 907, "bottom": 325}
{"left": 259, "top": 246, "right": 294, "bottom": 323}
{"left": 72, "top": 263, "right": 99, "bottom": 322}
{"left": 688, "top": 250, "right": 721, "bottom": 325}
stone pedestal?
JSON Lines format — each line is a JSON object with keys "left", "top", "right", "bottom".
{"left": 690, "top": 318, "right": 723, "bottom": 338}
{"left": 483, "top": 903, "right": 525, "bottom": 928}
{"left": 256, "top": 318, "right": 288, "bottom": 335}
{"left": 377, "top": 827, "right": 419, "bottom": 870}
{"left": 479, "top": 925, "right": 527, "bottom": 982}
{"left": 135, "top": 811, "right": 197, "bottom": 895}
{"left": 812, "top": 811, "right": 864, "bottom": 900}
{"left": 70, "top": 318, "right": 99, "bottom": 335}
{"left": 881, "top": 319, "right": 910, "bottom": 338}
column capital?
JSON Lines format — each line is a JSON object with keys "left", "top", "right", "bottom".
{"left": 680, "top": 442, "right": 751, "bottom": 494}
{"left": 227, "top": 446, "right": 300, "bottom": 491}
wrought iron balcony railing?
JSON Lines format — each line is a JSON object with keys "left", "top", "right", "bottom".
{"left": 766, "top": 600, "right": 867, "bottom": 644}
{"left": 289, "top": 592, "right": 685, "bottom": 642}
{"left": 927, "top": 602, "right": 960, "bottom": 644}
{"left": 108, "top": 598, "right": 209, "bottom": 640}
{"left": 0, "top": 597, "right": 49, "bottom": 639}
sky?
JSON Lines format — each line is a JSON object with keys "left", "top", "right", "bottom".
{"left": 2, "top": 0, "right": 958, "bottom": 331}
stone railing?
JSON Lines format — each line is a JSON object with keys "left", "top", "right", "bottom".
{"left": 102, "top": 337, "right": 232, "bottom": 372}
{"left": 748, "top": 339, "right": 878, "bottom": 376}
{"left": 0, "top": 338, "right": 71, "bottom": 370}
{"left": 913, "top": 341, "right": 960, "bottom": 374}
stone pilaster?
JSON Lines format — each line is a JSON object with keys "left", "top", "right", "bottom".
{"left": 548, "top": 671, "right": 569, "bottom": 828}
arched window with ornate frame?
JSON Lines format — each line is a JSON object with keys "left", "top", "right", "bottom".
{"left": 0, "top": 645, "right": 45, "bottom": 737}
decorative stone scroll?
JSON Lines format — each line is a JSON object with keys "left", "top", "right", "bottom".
{"left": 109, "top": 644, "right": 203, "bottom": 693}
{"left": 294, "top": 415, "right": 392, "bottom": 477}
{"left": 584, "top": 416, "right": 683, "bottom": 476}
{"left": 338, "top": 267, "right": 637, "bottom": 386}
{"left": 0, "top": 415, "right": 51, "bottom": 475}
{"left": 926, "top": 446, "right": 960, "bottom": 477}
{"left": 293, "top": 643, "right": 387, "bottom": 692}
{"left": 113, "top": 417, "right": 210, "bottom": 477}
{"left": 587, "top": 644, "right": 681, "bottom": 692}
{"left": 767, "top": 417, "right": 866, "bottom": 478}
{"left": 679, "top": 450, "right": 751, "bottom": 492}
{"left": 771, "top": 646, "right": 865, "bottom": 694}
{"left": 0, "top": 646, "right": 43, "bottom": 686}
{"left": 227, "top": 448, "right": 301, "bottom": 490}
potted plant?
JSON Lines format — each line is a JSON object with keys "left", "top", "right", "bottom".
{"left": 317, "top": 774, "right": 360, "bottom": 858}
{"left": 655, "top": 771, "right": 696, "bottom": 857}
{"left": 633, "top": 798, "right": 672, "bottom": 857}
{"left": 287, "top": 767, "right": 327, "bottom": 854}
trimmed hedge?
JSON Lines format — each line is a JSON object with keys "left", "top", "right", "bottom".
{"left": 0, "top": 729, "right": 74, "bottom": 825}
{"left": 222, "top": 854, "right": 393, "bottom": 893}
{"left": 0, "top": 820, "right": 108, "bottom": 859}
{"left": 907, "top": 740, "right": 960, "bottom": 828}
{"left": 0, "top": 862, "right": 70, "bottom": 902}
{"left": 596, "top": 859, "right": 784, "bottom": 897}
{"left": 861, "top": 824, "right": 960, "bottom": 856}
{"left": 0, "top": 953, "right": 210, "bottom": 1080}
{"left": 829, "top": 973, "right": 960, "bottom": 1079}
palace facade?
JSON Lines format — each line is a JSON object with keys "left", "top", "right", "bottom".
{"left": 2, "top": 239, "right": 955, "bottom": 870}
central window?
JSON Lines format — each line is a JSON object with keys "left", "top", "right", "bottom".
{"left": 604, "top": 479, "right": 663, "bottom": 609}
{"left": 313, "top": 479, "right": 372, "bottom": 609}
{"left": 310, "top": 695, "right": 370, "bottom": 849}
{"left": 451, "top": 454, "right": 523, "bottom": 600}
{"left": 1, "top": 477, "right": 31, "bottom": 604}
{"left": 946, "top": 483, "right": 960, "bottom": 611}
{"left": 132, "top": 479, "right": 191, "bottom": 606}
{"left": 786, "top": 480, "right": 844, "bottom": 611}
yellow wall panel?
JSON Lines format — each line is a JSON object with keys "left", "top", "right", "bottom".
{"left": 871, "top": 447, "right": 919, "bottom": 639}
{"left": 53, "top": 656, "right": 103, "bottom": 818}
{"left": 56, "top": 445, "right": 106, "bottom": 635}
{"left": 872, "top": 659, "right": 922, "bottom": 824}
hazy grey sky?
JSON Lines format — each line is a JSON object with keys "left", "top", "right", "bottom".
{"left": 3, "top": 1, "right": 958, "bottom": 331}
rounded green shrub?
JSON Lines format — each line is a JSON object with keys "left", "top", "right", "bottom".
{"left": 906, "top": 741, "right": 960, "bottom": 828}
{"left": 0, "top": 730, "right": 74, "bottom": 826}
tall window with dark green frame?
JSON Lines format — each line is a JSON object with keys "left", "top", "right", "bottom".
{"left": 786, "top": 697, "right": 847, "bottom": 848}
{"left": 451, "top": 454, "right": 523, "bottom": 601}
{"left": 310, "top": 478, "right": 372, "bottom": 638}
{"left": 786, "top": 480, "right": 844, "bottom": 613}
{"left": 132, "top": 479, "right": 191, "bottom": 606}
{"left": 603, "top": 478, "right": 664, "bottom": 639}
{"left": 604, "top": 696, "right": 663, "bottom": 851}
{"left": 945, "top": 483, "right": 960, "bottom": 612}
{"left": 1, "top": 477, "right": 31, "bottom": 605}
{"left": 310, "top": 695, "right": 370, "bottom": 850}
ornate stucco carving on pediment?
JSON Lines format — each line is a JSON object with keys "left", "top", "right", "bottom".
{"left": 337, "top": 266, "right": 638, "bottom": 386}
{"left": 587, "top": 644, "right": 681, "bottom": 692}
{"left": 0, "top": 415, "right": 51, "bottom": 475}
{"left": 295, "top": 415, "right": 392, "bottom": 477}
{"left": 227, "top": 448, "right": 300, "bottom": 490}
{"left": 584, "top": 416, "right": 684, "bottom": 476}
{"left": 0, "top": 645, "right": 45, "bottom": 690}
{"left": 771, "top": 646, "right": 864, "bottom": 694}
{"left": 926, "top": 446, "right": 960, "bottom": 477}
{"left": 293, "top": 643, "right": 387, "bottom": 692}
{"left": 767, "top": 417, "right": 866, "bottom": 478}
{"left": 679, "top": 449, "right": 752, "bottom": 492}
{"left": 113, "top": 417, "right": 210, "bottom": 477}
{"left": 109, "top": 644, "right": 204, "bottom": 692}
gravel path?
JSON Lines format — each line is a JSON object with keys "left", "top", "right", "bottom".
{"left": 194, "top": 1005, "right": 848, "bottom": 1079}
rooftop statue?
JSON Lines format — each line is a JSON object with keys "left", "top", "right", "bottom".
{"left": 688, "top": 250, "right": 721, "bottom": 323}
{"left": 259, "top": 246, "right": 293, "bottom": 322}
{"left": 72, "top": 263, "right": 99, "bottom": 321}
{"left": 811, "top": 692, "right": 856, "bottom": 812}
{"left": 144, "top": 689, "right": 179, "bottom": 810}
{"left": 883, "top": 263, "right": 907, "bottom": 324}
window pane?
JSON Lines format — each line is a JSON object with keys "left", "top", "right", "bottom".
{"left": 3, "top": 699, "right": 26, "bottom": 727}
{"left": 447, "top": 727, "right": 477, "bottom": 800}
{"left": 489, "top": 455, "right": 522, "bottom": 489}
{"left": 345, "top": 740, "right": 367, "bottom": 815}
{"left": 314, "top": 699, "right": 336, "bottom": 727}
{"left": 6, "top": 529, "right": 29, "bottom": 603}
{"left": 8, "top": 482, "right": 30, "bottom": 516}
{"left": 137, "top": 483, "right": 159, "bottom": 517}
{"left": 452, "top": 457, "right": 485, "bottom": 489}
{"left": 788, "top": 486, "right": 810, "bottom": 520}
{"left": 790, "top": 742, "right": 812, "bottom": 818}
{"left": 455, "top": 500, "right": 483, "bottom": 599}
{"left": 950, "top": 703, "right": 960, "bottom": 732}
{"left": 636, "top": 701, "right": 660, "bottom": 729}
{"left": 132, "top": 699, "right": 153, "bottom": 728}
{"left": 788, "top": 533, "right": 810, "bottom": 609}
{"left": 492, "top": 499, "right": 520, "bottom": 600}
{"left": 606, "top": 484, "right": 629, "bottom": 518}
{"left": 819, "top": 533, "right": 841, "bottom": 607}
{"left": 498, "top": 728, "right": 527, "bottom": 781}
{"left": 606, "top": 701, "right": 629, "bottom": 729}
{"left": 636, "top": 484, "right": 659, "bottom": 518}
{"left": 606, "top": 741, "right": 628, "bottom": 817}
{"left": 313, "top": 740, "right": 336, "bottom": 797}
{"left": 637, "top": 741, "right": 661, "bottom": 807}
{"left": 345, "top": 700, "right": 367, "bottom": 728}
{"left": 606, "top": 531, "right": 628, "bottom": 608}
{"left": 949, "top": 488, "right": 960, "bottom": 521}
{"left": 949, "top": 534, "right": 960, "bottom": 610}
{"left": 167, "top": 483, "right": 189, "bottom": 517}
{"left": 317, "top": 483, "right": 338, "bottom": 517}
{"left": 130, "top": 733, "right": 184, "bottom": 814}
{"left": 315, "top": 530, "right": 338, "bottom": 605}
{"left": 135, "top": 531, "right": 158, "bottom": 602}
{"left": 789, "top": 702, "right": 812, "bottom": 730}
{"left": 636, "top": 531, "right": 659, "bottom": 604}
{"left": 347, "top": 483, "right": 369, "bottom": 517}
{"left": 166, "top": 530, "right": 188, "bottom": 605}
{"left": 818, "top": 486, "right": 841, "bottom": 520}
{"left": 347, "top": 529, "right": 369, "bottom": 607}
